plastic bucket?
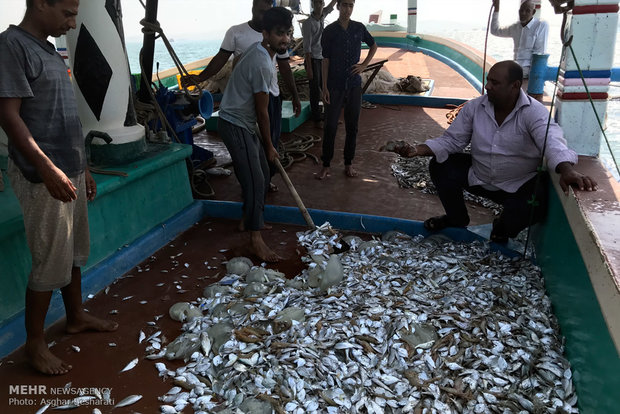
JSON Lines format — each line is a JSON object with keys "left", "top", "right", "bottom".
{"left": 198, "top": 91, "right": 214, "bottom": 119}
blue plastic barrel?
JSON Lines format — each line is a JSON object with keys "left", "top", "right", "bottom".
{"left": 527, "top": 53, "right": 550, "bottom": 95}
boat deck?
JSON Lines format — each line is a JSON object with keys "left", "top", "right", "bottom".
{"left": 2, "top": 46, "right": 620, "bottom": 412}
{"left": 0, "top": 50, "right": 495, "bottom": 413}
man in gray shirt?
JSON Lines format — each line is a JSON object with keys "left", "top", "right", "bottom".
{"left": 218, "top": 7, "right": 294, "bottom": 262}
{"left": 0, "top": 0, "right": 117, "bottom": 375}
{"left": 302, "top": 0, "right": 337, "bottom": 126}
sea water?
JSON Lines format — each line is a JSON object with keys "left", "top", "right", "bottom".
{"left": 124, "top": 14, "right": 620, "bottom": 179}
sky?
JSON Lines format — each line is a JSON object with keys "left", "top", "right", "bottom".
{"left": 0, "top": 0, "right": 565, "bottom": 42}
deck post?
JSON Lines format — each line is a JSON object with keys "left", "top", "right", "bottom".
{"left": 407, "top": 0, "right": 417, "bottom": 34}
{"left": 554, "top": 1, "right": 619, "bottom": 156}
{"left": 139, "top": 0, "right": 159, "bottom": 103}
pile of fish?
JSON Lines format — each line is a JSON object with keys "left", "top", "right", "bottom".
{"left": 144, "top": 223, "right": 577, "bottom": 413}
{"left": 390, "top": 155, "right": 503, "bottom": 216}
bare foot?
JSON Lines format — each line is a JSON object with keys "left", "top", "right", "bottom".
{"left": 26, "top": 340, "right": 72, "bottom": 375}
{"left": 345, "top": 165, "right": 358, "bottom": 177}
{"left": 66, "top": 311, "right": 118, "bottom": 334}
{"left": 315, "top": 167, "right": 330, "bottom": 180}
{"left": 249, "top": 232, "right": 281, "bottom": 262}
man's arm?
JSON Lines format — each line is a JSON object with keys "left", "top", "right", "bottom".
{"left": 490, "top": 0, "right": 516, "bottom": 38}
{"left": 255, "top": 92, "right": 278, "bottom": 162}
{"left": 401, "top": 143, "right": 434, "bottom": 157}
{"left": 277, "top": 59, "right": 302, "bottom": 117}
{"left": 351, "top": 42, "right": 378, "bottom": 75}
{"left": 321, "top": 57, "right": 330, "bottom": 104}
{"left": 324, "top": 0, "right": 337, "bottom": 16}
{"left": 528, "top": 107, "right": 597, "bottom": 194}
{"left": 182, "top": 49, "right": 232, "bottom": 87}
{"left": 0, "top": 98, "right": 77, "bottom": 202}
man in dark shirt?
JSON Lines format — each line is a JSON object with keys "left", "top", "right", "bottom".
{"left": 316, "top": 0, "right": 377, "bottom": 180}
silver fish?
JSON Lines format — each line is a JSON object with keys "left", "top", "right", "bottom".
{"left": 35, "top": 404, "right": 50, "bottom": 414}
{"left": 149, "top": 222, "right": 578, "bottom": 413}
{"left": 120, "top": 357, "right": 139, "bottom": 372}
{"left": 114, "top": 394, "right": 142, "bottom": 408}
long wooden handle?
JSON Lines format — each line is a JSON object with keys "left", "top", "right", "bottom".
{"left": 274, "top": 159, "right": 315, "bottom": 229}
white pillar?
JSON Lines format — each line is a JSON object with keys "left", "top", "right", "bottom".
{"left": 407, "top": 0, "right": 417, "bottom": 34}
{"left": 64, "top": 0, "right": 143, "bottom": 147}
{"left": 555, "top": 1, "right": 618, "bottom": 156}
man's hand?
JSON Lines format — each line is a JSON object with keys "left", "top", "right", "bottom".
{"left": 401, "top": 144, "right": 418, "bottom": 158}
{"left": 85, "top": 168, "right": 97, "bottom": 201}
{"left": 351, "top": 62, "right": 367, "bottom": 75}
{"left": 322, "top": 88, "right": 330, "bottom": 105}
{"left": 293, "top": 98, "right": 302, "bottom": 118}
{"left": 181, "top": 74, "right": 202, "bottom": 89}
{"left": 559, "top": 170, "right": 598, "bottom": 195}
{"left": 557, "top": 162, "right": 598, "bottom": 195}
{"left": 265, "top": 144, "right": 279, "bottom": 163}
{"left": 40, "top": 164, "right": 77, "bottom": 202}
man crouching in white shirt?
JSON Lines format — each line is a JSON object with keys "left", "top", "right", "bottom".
{"left": 400, "top": 61, "right": 597, "bottom": 244}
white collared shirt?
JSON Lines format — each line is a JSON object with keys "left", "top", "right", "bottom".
{"left": 220, "top": 22, "right": 289, "bottom": 96}
{"left": 425, "top": 90, "right": 577, "bottom": 193}
{"left": 491, "top": 13, "right": 549, "bottom": 76}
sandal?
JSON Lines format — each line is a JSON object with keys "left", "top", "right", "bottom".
{"left": 423, "top": 215, "right": 468, "bottom": 231}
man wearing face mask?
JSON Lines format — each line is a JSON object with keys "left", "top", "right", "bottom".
{"left": 490, "top": 0, "right": 549, "bottom": 80}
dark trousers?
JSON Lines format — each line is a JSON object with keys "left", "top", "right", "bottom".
{"left": 267, "top": 93, "right": 282, "bottom": 178}
{"left": 218, "top": 118, "right": 269, "bottom": 231}
{"left": 429, "top": 153, "right": 548, "bottom": 237}
{"left": 308, "top": 58, "right": 323, "bottom": 122}
{"left": 321, "top": 86, "right": 362, "bottom": 167}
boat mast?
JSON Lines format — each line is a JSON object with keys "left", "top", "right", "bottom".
{"left": 139, "top": 0, "right": 159, "bottom": 103}
{"left": 407, "top": 0, "right": 417, "bottom": 34}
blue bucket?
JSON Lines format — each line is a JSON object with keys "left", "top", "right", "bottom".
{"left": 198, "top": 91, "right": 214, "bottom": 119}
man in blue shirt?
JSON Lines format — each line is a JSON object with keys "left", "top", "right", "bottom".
{"left": 217, "top": 7, "right": 294, "bottom": 262}
{"left": 316, "top": 0, "right": 377, "bottom": 180}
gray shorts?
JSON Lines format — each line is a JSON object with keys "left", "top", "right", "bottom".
{"left": 8, "top": 160, "right": 90, "bottom": 291}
